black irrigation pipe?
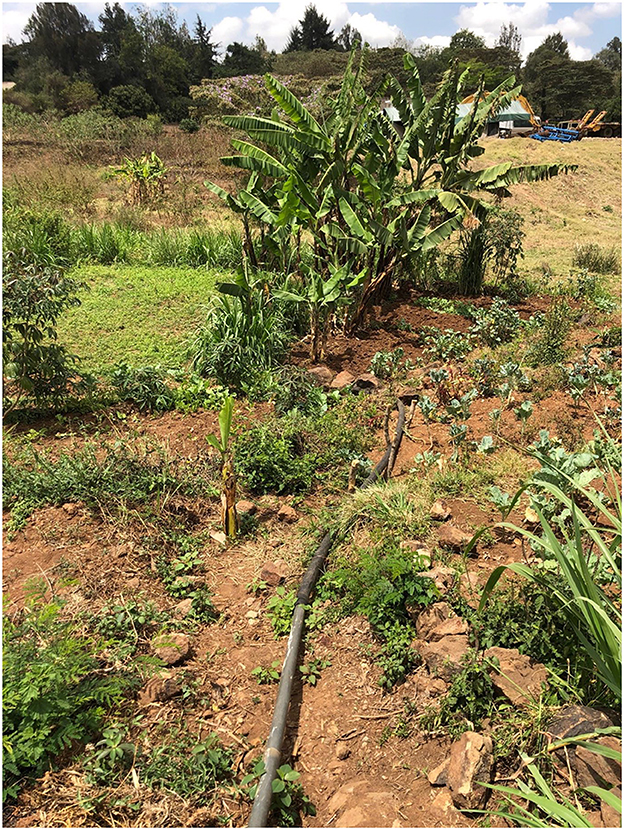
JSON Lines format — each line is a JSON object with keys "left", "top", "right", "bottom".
{"left": 248, "top": 399, "right": 406, "bottom": 828}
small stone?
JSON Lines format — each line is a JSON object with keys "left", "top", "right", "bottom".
{"left": 260, "top": 559, "right": 289, "bottom": 587}
{"left": 236, "top": 500, "right": 256, "bottom": 515}
{"left": 351, "top": 372, "right": 381, "bottom": 393}
{"left": 446, "top": 731, "right": 494, "bottom": 810}
{"left": 428, "top": 759, "right": 450, "bottom": 787}
{"left": 152, "top": 633, "right": 191, "bottom": 666}
{"left": 430, "top": 500, "right": 451, "bottom": 521}
{"left": 335, "top": 741, "right": 351, "bottom": 760}
{"left": 308, "top": 366, "right": 334, "bottom": 388}
{"left": 277, "top": 504, "right": 298, "bottom": 523}
{"left": 484, "top": 647, "right": 549, "bottom": 709}
{"left": 330, "top": 370, "right": 356, "bottom": 389}
{"left": 175, "top": 598, "right": 194, "bottom": 617}
{"left": 245, "top": 610, "right": 259, "bottom": 619}
{"left": 524, "top": 507, "right": 539, "bottom": 524}
{"left": 436, "top": 523, "right": 473, "bottom": 552}
{"left": 414, "top": 635, "right": 471, "bottom": 682}
{"left": 210, "top": 531, "right": 227, "bottom": 546}
{"left": 416, "top": 566, "right": 456, "bottom": 594}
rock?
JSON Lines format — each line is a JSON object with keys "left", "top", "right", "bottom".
{"left": 416, "top": 602, "right": 451, "bottom": 640}
{"left": 327, "top": 779, "right": 397, "bottom": 827}
{"left": 400, "top": 540, "right": 432, "bottom": 567}
{"left": 210, "top": 531, "right": 227, "bottom": 546}
{"left": 548, "top": 705, "right": 615, "bottom": 744}
{"left": 175, "top": 598, "right": 194, "bottom": 617}
{"left": 575, "top": 738, "right": 621, "bottom": 790}
{"left": 335, "top": 741, "right": 351, "bottom": 760}
{"left": 245, "top": 610, "right": 259, "bottom": 619}
{"left": 415, "top": 634, "right": 471, "bottom": 682}
{"left": 524, "top": 507, "right": 539, "bottom": 524}
{"left": 428, "top": 758, "right": 450, "bottom": 786}
{"left": 152, "top": 633, "right": 191, "bottom": 665}
{"left": 308, "top": 365, "right": 334, "bottom": 388}
{"left": 416, "top": 566, "right": 456, "bottom": 594}
{"left": 601, "top": 785, "right": 621, "bottom": 828}
{"left": 139, "top": 674, "right": 182, "bottom": 704}
{"left": 330, "top": 370, "right": 356, "bottom": 389}
{"left": 430, "top": 789, "right": 465, "bottom": 825}
{"left": 351, "top": 373, "right": 381, "bottom": 393}
{"left": 236, "top": 500, "right": 257, "bottom": 516}
{"left": 277, "top": 504, "right": 298, "bottom": 523}
{"left": 446, "top": 731, "right": 494, "bottom": 810}
{"left": 62, "top": 502, "right": 78, "bottom": 516}
{"left": 436, "top": 523, "right": 473, "bottom": 553}
{"left": 430, "top": 500, "right": 451, "bottom": 521}
{"left": 429, "top": 617, "right": 469, "bottom": 641}
{"left": 484, "top": 647, "right": 549, "bottom": 709}
{"left": 458, "top": 572, "right": 479, "bottom": 608}
{"left": 260, "top": 559, "right": 289, "bottom": 587}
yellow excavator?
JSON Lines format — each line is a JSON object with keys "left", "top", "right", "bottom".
{"left": 557, "top": 110, "right": 620, "bottom": 138}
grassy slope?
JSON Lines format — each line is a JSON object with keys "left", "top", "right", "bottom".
{"left": 477, "top": 137, "right": 622, "bottom": 277}
{"left": 58, "top": 265, "right": 218, "bottom": 371}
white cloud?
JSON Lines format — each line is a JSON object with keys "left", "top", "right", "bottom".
{"left": 413, "top": 34, "right": 453, "bottom": 49}
{"left": 346, "top": 12, "right": 401, "bottom": 48}
{"left": 3, "top": 5, "right": 37, "bottom": 43}
{"left": 455, "top": 0, "right": 618, "bottom": 59}
{"left": 212, "top": 15, "right": 244, "bottom": 51}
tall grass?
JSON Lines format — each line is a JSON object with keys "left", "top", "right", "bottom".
{"left": 573, "top": 243, "right": 620, "bottom": 275}
{"left": 145, "top": 227, "right": 243, "bottom": 268}
{"left": 72, "top": 223, "right": 135, "bottom": 264}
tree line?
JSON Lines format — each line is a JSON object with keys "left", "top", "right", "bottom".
{"left": 2, "top": 2, "right": 621, "bottom": 123}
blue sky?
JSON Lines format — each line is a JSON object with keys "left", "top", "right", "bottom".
{"left": 3, "top": 2, "right": 621, "bottom": 59}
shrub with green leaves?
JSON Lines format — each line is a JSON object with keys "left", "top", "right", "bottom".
{"left": 470, "top": 298, "right": 521, "bottom": 347}
{"left": 572, "top": 243, "right": 620, "bottom": 275}
{"left": 110, "top": 362, "right": 175, "bottom": 412}
{"left": 3, "top": 602, "right": 133, "bottom": 801}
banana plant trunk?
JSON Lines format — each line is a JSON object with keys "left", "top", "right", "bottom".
{"left": 221, "top": 452, "right": 238, "bottom": 537}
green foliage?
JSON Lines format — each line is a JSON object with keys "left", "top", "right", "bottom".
{"left": 427, "top": 652, "right": 495, "bottom": 736}
{"left": 370, "top": 347, "right": 409, "bottom": 380}
{"left": 251, "top": 661, "right": 281, "bottom": 684}
{"left": 527, "top": 296, "right": 572, "bottom": 366}
{"left": 94, "top": 597, "right": 167, "bottom": 657}
{"left": 572, "top": 244, "right": 620, "bottom": 275}
{"left": 174, "top": 376, "right": 230, "bottom": 413}
{"left": 266, "top": 587, "right": 297, "bottom": 637}
{"left": 272, "top": 367, "right": 330, "bottom": 417}
{"left": 3, "top": 601, "right": 133, "bottom": 801}
{"left": 110, "top": 362, "right": 175, "bottom": 411}
{"left": 424, "top": 328, "right": 474, "bottom": 361}
{"left": 190, "top": 273, "right": 291, "bottom": 392}
{"left": 3, "top": 206, "right": 73, "bottom": 268}
{"left": 458, "top": 220, "right": 490, "bottom": 296}
{"left": 72, "top": 223, "right": 132, "bottom": 265}
{"left": 488, "top": 485, "right": 513, "bottom": 520}
{"left": 299, "top": 658, "right": 331, "bottom": 686}
{"left": 242, "top": 760, "right": 316, "bottom": 827}
{"left": 110, "top": 152, "right": 167, "bottom": 206}
{"left": 470, "top": 297, "right": 521, "bottom": 347}
{"left": 3, "top": 254, "right": 85, "bottom": 409}
{"left": 83, "top": 724, "right": 137, "bottom": 786}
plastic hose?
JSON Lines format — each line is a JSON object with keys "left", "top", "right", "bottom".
{"left": 247, "top": 400, "right": 405, "bottom": 827}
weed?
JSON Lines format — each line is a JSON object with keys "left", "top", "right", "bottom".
{"left": 370, "top": 348, "right": 410, "bottom": 381}
{"left": 110, "top": 362, "right": 175, "bottom": 411}
{"left": 424, "top": 651, "right": 495, "bottom": 738}
{"left": 174, "top": 375, "right": 230, "bottom": 414}
{"left": 424, "top": 328, "right": 474, "bottom": 361}
{"left": 251, "top": 661, "right": 281, "bottom": 684}
{"left": 266, "top": 587, "right": 297, "bottom": 637}
{"left": 3, "top": 601, "right": 134, "bottom": 801}
{"left": 470, "top": 298, "right": 521, "bottom": 348}
{"left": 242, "top": 760, "right": 316, "bottom": 826}
{"left": 526, "top": 296, "right": 572, "bottom": 367}
{"left": 299, "top": 658, "right": 331, "bottom": 686}
{"left": 572, "top": 244, "right": 620, "bottom": 275}
{"left": 83, "top": 724, "right": 137, "bottom": 785}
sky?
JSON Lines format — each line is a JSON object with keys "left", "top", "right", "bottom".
{"left": 2, "top": 1, "right": 622, "bottom": 60}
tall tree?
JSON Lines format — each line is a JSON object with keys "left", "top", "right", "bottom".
{"left": 192, "top": 15, "right": 217, "bottom": 81}
{"left": 596, "top": 36, "right": 621, "bottom": 72}
{"left": 284, "top": 5, "right": 337, "bottom": 52}
{"left": 23, "top": 3, "right": 101, "bottom": 78}
{"left": 338, "top": 23, "right": 363, "bottom": 51}
{"left": 215, "top": 42, "right": 271, "bottom": 77}
{"left": 496, "top": 22, "right": 522, "bottom": 55}
{"left": 98, "top": 2, "right": 138, "bottom": 91}
{"left": 449, "top": 29, "right": 486, "bottom": 51}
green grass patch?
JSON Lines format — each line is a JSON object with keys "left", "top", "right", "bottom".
{"left": 58, "top": 264, "right": 221, "bottom": 371}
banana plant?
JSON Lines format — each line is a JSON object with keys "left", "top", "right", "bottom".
{"left": 204, "top": 47, "right": 575, "bottom": 331}
{"left": 206, "top": 395, "right": 237, "bottom": 538}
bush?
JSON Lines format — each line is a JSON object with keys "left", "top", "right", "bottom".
{"left": 526, "top": 295, "right": 571, "bottom": 367}
{"left": 3, "top": 601, "right": 132, "bottom": 801}
{"left": 179, "top": 118, "right": 200, "bottom": 133}
{"left": 3, "top": 257, "right": 84, "bottom": 408}
{"left": 458, "top": 221, "right": 490, "bottom": 296}
{"left": 110, "top": 362, "right": 175, "bottom": 411}
{"left": 470, "top": 298, "right": 521, "bottom": 347}
{"left": 3, "top": 207, "right": 73, "bottom": 268}
{"left": 572, "top": 243, "right": 620, "bottom": 274}
{"left": 190, "top": 289, "right": 291, "bottom": 392}
{"left": 106, "top": 85, "right": 156, "bottom": 119}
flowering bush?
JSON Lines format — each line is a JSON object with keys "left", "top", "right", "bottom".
{"left": 190, "top": 74, "right": 330, "bottom": 120}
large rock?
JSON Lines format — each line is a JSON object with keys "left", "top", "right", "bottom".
{"left": 548, "top": 705, "right": 615, "bottom": 744}
{"left": 236, "top": 500, "right": 257, "bottom": 516}
{"left": 436, "top": 523, "right": 473, "bottom": 553}
{"left": 415, "top": 635, "right": 471, "bottom": 682}
{"left": 575, "top": 738, "right": 621, "bottom": 790}
{"left": 308, "top": 365, "right": 334, "bottom": 388}
{"left": 260, "top": 559, "right": 289, "bottom": 587}
{"left": 277, "top": 504, "right": 298, "bottom": 523}
{"left": 416, "top": 603, "right": 468, "bottom": 642}
{"left": 428, "top": 758, "right": 450, "bottom": 786}
{"left": 330, "top": 370, "right": 356, "bottom": 390}
{"left": 152, "top": 633, "right": 191, "bottom": 665}
{"left": 417, "top": 566, "right": 456, "bottom": 594}
{"left": 351, "top": 373, "right": 381, "bottom": 394}
{"left": 547, "top": 706, "right": 621, "bottom": 791}
{"left": 446, "top": 731, "right": 494, "bottom": 810}
{"left": 601, "top": 784, "right": 621, "bottom": 828}
{"left": 484, "top": 647, "right": 548, "bottom": 709}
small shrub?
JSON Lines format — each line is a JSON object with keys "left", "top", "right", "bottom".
{"left": 526, "top": 296, "right": 571, "bottom": 367}
{"left": 470, "top": 298, "right": 521, "bottom": 348}
{"left": 242, "top": 760, "right": 316, "bottom": 827}
{"left": 235, "top": 421, "right": 316, "bottom": 494}
{"left": 424, "top": 328, "right": 474, "bottom": 361}
{"left": 572, "top": 243, "right": 620, "bottom": 274}
{"left": 179, "top": 118, "right": 200, "bottom": 133}
{"left": 370, "top": 348, "right": 409, "bottom": 380}
{"left": 110, "top": 362, "right": 175, "bottom": 412}
{"left": 3, "top": 601, "right": 133, "bottom": 800}
{"left": 174, "top": 375, "right": 230, "bottom": 413}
